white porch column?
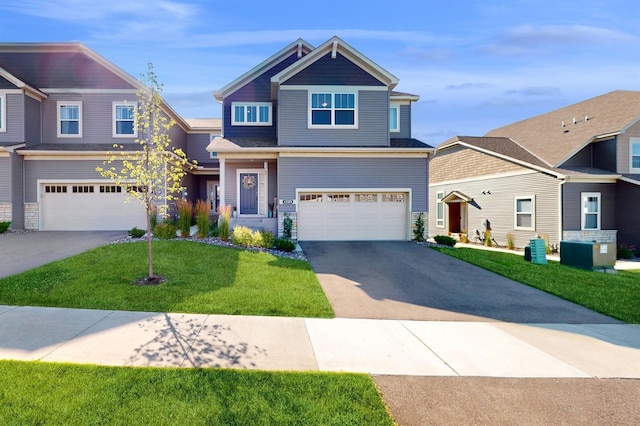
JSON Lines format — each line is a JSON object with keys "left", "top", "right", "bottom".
{"left": 219, "top": 158, "right": 226, "bottom": 208}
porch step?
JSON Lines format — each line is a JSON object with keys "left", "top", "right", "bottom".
{"left": 230, "top": 217, "right": 277, "bottom": 235}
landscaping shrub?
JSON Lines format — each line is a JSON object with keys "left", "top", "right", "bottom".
{"left": 283, "top": 213, "right": 293, "bottom": 239}
{"left": 208, "top": 221, "right": 219, "bottom": 238}
{"left": 252, "top": 230, "right": 275, "bottom": 248}
{"left": 176, "top": 199, "right": 193, "bottom": 238}
{"left": 218, "top": 205, "right": 231, "bottom": 241}
{"left": 484, "top": 230, "right": 492, "bottom": 247}
{"left": 128, "top": 227, "right": 145, "bottom": 238}
{"left": 231, "top": 226, "right": 254, "bottom": 247}
{"left": 434, "top": 235, "right": 457, "bottom": 247}
{"left": 0, "top": 221, "right": 10, "bottom": 234}
{"left": 413, "top": 213, "right": 425, "bottom": 242}
{"left": 506, "top": 233, "right": 515, "bottom": 250}
{"left": 194, "top": 199, "right": 210, "bottom": 238}
{"left": 617, "top": 243, "right": 635, "bottom": 259}
{"left": 274, "top": 237, "right": 296, "bottom": 252}
{"left": 153, "top": 222, "right": 177, "bottom": 239}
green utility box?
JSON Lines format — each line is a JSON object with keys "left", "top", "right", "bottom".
{"left": 560, "top": 240, "right": 616, "bottom": 272}
{"left": 529, "top": 239, "right": 548, "bottom": 264}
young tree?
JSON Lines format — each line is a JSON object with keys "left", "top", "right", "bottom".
{"left": 96, "top": 63, "right": 194, "bottom": 284}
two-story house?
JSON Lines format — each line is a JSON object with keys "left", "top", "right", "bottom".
{"left": 0, "top": 43, "right": 221, "bottom": 231}
{"left": 208, "top": 36, "right": 434, "bottom": 241}
{"left": 429, "top": 90, "right": 640, "bottom": 249}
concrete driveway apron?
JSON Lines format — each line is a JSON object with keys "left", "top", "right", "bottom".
{"left": 0, "top": 231, "right": 126, "bottom": 279}
{"left": 300, "top": 241, "right": 620, "bottom": 323}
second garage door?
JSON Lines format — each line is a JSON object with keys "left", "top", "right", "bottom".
{"left": 297, "top": 192, "right": 408, "bottom": 241}
{"left": 41, "top": 183, "right": 147, "bottom": 231}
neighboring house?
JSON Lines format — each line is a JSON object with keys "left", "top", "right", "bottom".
{"left": 0, "top": 43, "right": 221, "bottom": 231}
{"left": 208, "top": 36, "right": 434, "bottom": 241}
{"left": 429, "top": 90, "right": 640, "bottom": 249}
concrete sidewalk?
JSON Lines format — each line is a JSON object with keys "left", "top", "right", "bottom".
{"left": 1, "top": 305, "right": 638, "bottom": 378}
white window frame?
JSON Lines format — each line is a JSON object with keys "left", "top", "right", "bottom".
{"left": 514, "top": 195, "right": 535, "bottom": 231}
{"left": 112, "top": 102, "right": 137, "bottom": 138}
{"left": 308, "top": 91, "right": 358, "bottom": 129}
{"left": 389, "top": 105, "right": 400, "bottom": 133}
{"left": 0, "top": 94, "right": 5, "bottom": 133}
{"left": 630, "top": 138, "right": 640, "bottom": 173}
{"left": 57, "top": 101, "right": 82, "bottom": 138}
{"left": 231, "top": 102, "right": 272, "bottom": 126}
{"left": 436, "top": 191, "right": 445, "bottom": 228}
{"left": 581, "top": 192, "right": 601, "bottom": 230}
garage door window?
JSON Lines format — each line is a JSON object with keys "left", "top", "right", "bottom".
{"left": 356, "top": 194, "right": 377, "bottom": 202}
{"left": 383, "top": 193, "right": 405, "bottom": 203}
{"left": 72, "top": 185, "right": 94, "bottom": 193}
{"left": 45, "top": 185, "right": 67, "bottom": 193}
{"left": 327, "top": 194, "right": 350, "bottom": 202}
{"left": 300, "top": 193, "right": 323, "bottom": 202}
{"left": 100, "top": 185, "right": 122, "bottom": 193}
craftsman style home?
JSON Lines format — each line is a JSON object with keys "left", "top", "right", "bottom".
{"left": 209, "top": 36, "right": 433, "bottom": 240}
{"left": 429, "top": 90, "right": 640, "bottom": 249}
{"left": 0, "top": 43, "right": 220, "bottom": 231}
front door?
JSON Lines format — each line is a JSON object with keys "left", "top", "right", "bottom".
{"left": 448, "top": 202, "right": 461, "bottom": 233}
{"left": 239, "top": 173, "right": 258, "bottom": 215}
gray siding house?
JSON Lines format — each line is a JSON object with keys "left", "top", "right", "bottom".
{"left": 209, "top": 37, "right": 434, "bottom": 240}
{"left": 0, "top": 43, "right": 221, "bottom": 231}
{"left": 429, "top": 90, "right": 640, "bottom": 249}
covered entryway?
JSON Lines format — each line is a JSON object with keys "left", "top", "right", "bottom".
{"left": 40, "top": 183, "right": 146, "bottom": 231}
{"left": 297, "top": 191, "right": 408, "bottom": 241}
{"left": 442, "top": 191, "right": 472, "bottom": 235}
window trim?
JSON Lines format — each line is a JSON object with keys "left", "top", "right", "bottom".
{"left": 436, "top": 191, "right": 445, "bottom": 228}
{"left": 389, "top": 105, "right": 400, "bottom": 133}
{"left": 231, "top": 102, "right": 272, "bottom": 126}
{"left": 0, "top": 94, "right": 5, "bottom": 133}
{"left": 514, "top": 195, "right": 535, "bottom": 231}
{"left": 57, "top": 101, "right": 83, "bottom": 138}
{"left": 581, "top": 192, "right": 601, "bottom": 231}
{"left": 630, "top": 138, "right": 640, "bottom": 173}
{"left": 112, "top": 102, "right": 138, "bottom": 138}
{"left": 308, "top": 91, "right": 358, "bottom": 129}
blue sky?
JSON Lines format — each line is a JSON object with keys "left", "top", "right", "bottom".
{"left": 1, "top": 0, "right": 638, "bottom": 145}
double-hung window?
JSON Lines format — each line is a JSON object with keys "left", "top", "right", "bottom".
{"left": 389, "top": 105, "right": 400, "bottom": 132}
{"left": 113, "top": 102, "right": 137, "bottom": 137}
{"left": 231, "top": 102, "right": 271, "bottom": 126}
{"left": 514, "top": 196, "right": 535, "bottom": 230}
{"left": 309, "top": 92, "right": 357, "bottom": 128}
{"left": 57, "top": 102, "right": 82, "bottom": 137}
{"left": 436, "top": 191, "right": 445, "bottom": 228}
{"left": 581, "top": 192, "right": 601, "bottom": 230}
{"left": 630, "top": 138, "right": 640, "bottom": 172}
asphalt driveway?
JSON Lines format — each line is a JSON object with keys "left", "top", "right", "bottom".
{"left": 300, "top": 241, "right": 620, "bottom": 323}
{"left": 0, "top": 231, "right": 126, "bottom": 279}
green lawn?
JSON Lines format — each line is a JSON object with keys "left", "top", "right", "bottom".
{"left": 0, "top": 241, "right": 334, "bottom": 318}
{"left": 433, "top": 247, "right": 640, "bottom": 323}
{"left": 0, "top": 361, "right": 393, "bottom": 426}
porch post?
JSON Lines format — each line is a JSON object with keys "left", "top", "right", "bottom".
{"left": 219, "top": 158, "right": 226, "bottom": 209}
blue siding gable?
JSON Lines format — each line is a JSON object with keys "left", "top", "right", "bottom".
{"left": 0, "top": 76, "right": 17, "bottom": 89}
{"left": 282, "top": 53, "right": 386, "bottom": 86}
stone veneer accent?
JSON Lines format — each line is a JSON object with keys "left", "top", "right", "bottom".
{"left": 24, "top": 203, "right": 39, "bottom": 230}
{"left": 0, "top": 202, "right": 11, "bottom": 223}
{"left": 278, "top": 211, "right": 298, "bottom": 240}
{"left": 562, "top": 230, "right": 617, "bottom": 244}
{"left": 410, "top": 211, "right": 428, "bottom": 241}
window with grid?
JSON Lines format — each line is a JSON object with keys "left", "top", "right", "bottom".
{"left": 299, "top": 194, "right": 323, "bottom": 202}
{"left": 310, "top": 92, "right": 356, "bottom": 127}
{"left": 113, "top": 102, "right": 136, "bottom": 137}
{"left": 58, "top": 102, "right": 82, "bottom": 137}
{"left": 231, "top": 102, "right": 271, "bottom": 126}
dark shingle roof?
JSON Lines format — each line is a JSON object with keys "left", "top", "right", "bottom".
{"left": 18, "top": 143, "right": 138, "bottom": 152}
{"left": 439, "top": 136, "right": 550, "bottom": 168}
{"left": 210, "top": 137, "right": 433, "bottom": 150}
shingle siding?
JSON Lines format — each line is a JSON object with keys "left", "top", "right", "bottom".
{"left": 278, "top": 89, "right": 389, "bottom": 146}
{"left": 278, "top": 156, "right": 427, "bottom": 212}
{"left": 430, "top": 146, "right": 527, "bottom": 183}
{"left": 429, "top": 172, "right": 561, "bottom": 246}
{"left": 562, "top": 182, "right": 616, "bottom": 231}
{"left": 619, "top": 120, "right": 640, "bottom": 173}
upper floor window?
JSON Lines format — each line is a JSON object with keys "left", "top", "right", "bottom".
{"left": 0, "top": 94, "right": 5, "bottom": 132}
{"left": 231, "top": 102, "right": 272, "bottom": 126}
{"left": 514, "top": 196, "right": 535, "bottom": 230}
{"left": 113, "top": 102, "right": 137, "bottom": 137}
{"left": 581, "top": 192, "right": 601, "bottom": 230}
{"left": 57, "top": 102, "right": 82, "bottom": 137}
{"left": 309, "top": 92, "right": 357, "bottom": 128}
{"left": 389, "top": 106, "right": 400, "bottom": 133}
{"left": 630, "top": 139, "right": 640, "bottom": 172}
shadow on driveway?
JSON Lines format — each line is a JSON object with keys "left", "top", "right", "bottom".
{"left": 300, "top": 241, "right": 620, "bottom": 323}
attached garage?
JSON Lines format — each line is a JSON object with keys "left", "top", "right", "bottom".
{"left": 40, "top": 183, "right": 146, "bottom": 231}
{"left": 297, "top": 191, "right": 408, "bottom": 241}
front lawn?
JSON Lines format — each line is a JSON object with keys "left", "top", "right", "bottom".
{"left": 433, "top": 247, "right": 640, "bottom": 323}
{"left": 0, "top": 361, "right": 393, "bottom": 425}
{"left": 0, "top": 241, "right": 334, "bottom": 318}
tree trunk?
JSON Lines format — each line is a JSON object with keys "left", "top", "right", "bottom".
{"left": 147, "top": 205, "right": 153, "bottom": 279}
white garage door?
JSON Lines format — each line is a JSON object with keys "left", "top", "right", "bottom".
{"left": 297, "top": 192, "right": 408, "bottom": 241}
{"left": 41, "top": 184, "right": 146, "bottom": 231}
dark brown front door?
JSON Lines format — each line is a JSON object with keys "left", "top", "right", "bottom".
{"left": 448, "top": 202, "right": 461, "bottom": 233}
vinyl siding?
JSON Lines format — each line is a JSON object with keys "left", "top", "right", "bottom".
{"left": 282, "top": 53, "right": 386, "bottom": 86}
{"left": 223, "top": 160, "right": 277, "bottom": 210}
{"left": 10, "top": 152, "right": 24, "bottom": 228}
{"left": 561, "top": 144, "right": 592, "bottom": 168}
{"left": 430, "top": 146, "right": 528, "bottom": 183}
{"left": 562, "top": 182, "right": 616, "bottom": 231}
{"left": 187, "top": 133, "right": 217, "bottom": 165}
{"left": 391, "top": 104, "right": 411, "bottom": 139}
{"left": 0, "top": 94, "right": 25, "bottom": 144}
{"left": 561, "top": 139, "right": 617, "bottom": 171}
{"left": 0, "top": 76, "right": 17, "bottom": 89}
{"left": 24, "top": 95, "right": 41, "bottom": 147}
{"left": 429, "top": 172, "right": 561, "bottom": 246}
{"left": 278, "top": 156, "right": 427, "bottom": 212}
{"left": 616, "top": 180, "right": 640, "bottom": 247}
{"left": 0, "top": 157, "right": 9, "bottom": 200}
{"left": 618, "top": 120, "right": 640, "bottom": 173}
{"left": 278, "top": 89, "right": 389, "bottom": 146}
